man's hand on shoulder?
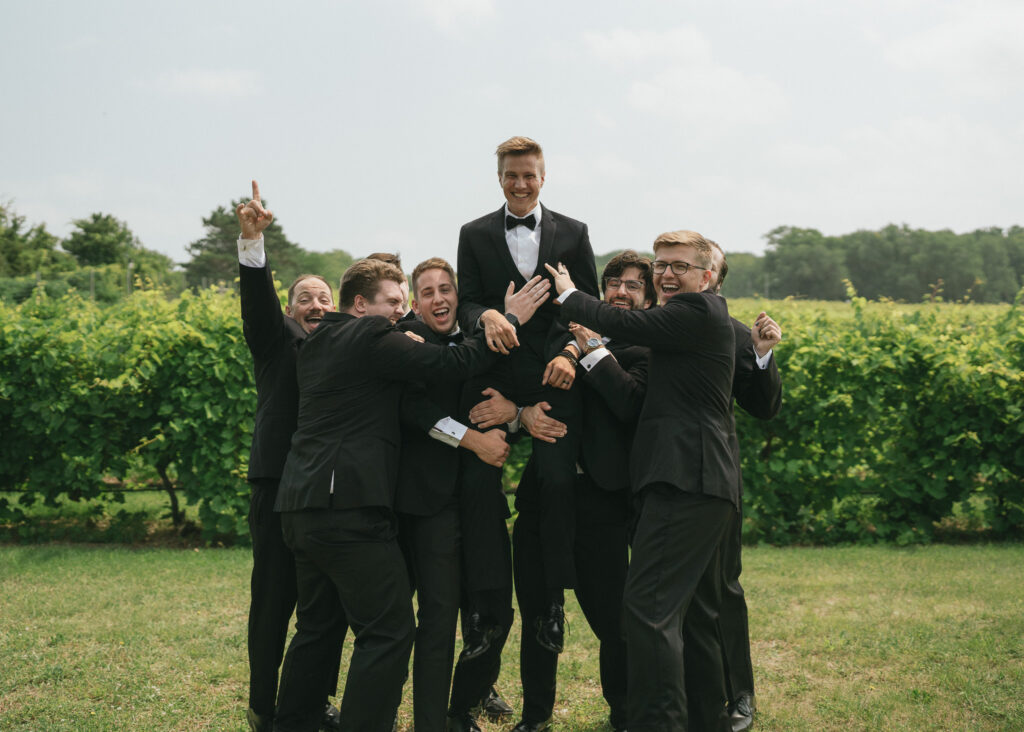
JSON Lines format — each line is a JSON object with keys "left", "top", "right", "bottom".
{"left": 236, "top": 180, "right": 274, "bottom": 240}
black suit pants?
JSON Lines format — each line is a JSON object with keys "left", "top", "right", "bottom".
{"left": 247, "top": 480, "right": 299, "bottom": 715}
{"left": 719, "top": 503, "right": 754, "bottom": 700}
{"left": 625, "top": 486, "right": 733, "bottom": 732}
{"left": 513, "top": 473, "right": 630, "bottom": 727}
{"left": 398, "top": 506, "right": 462, "bottom": 732}
{"left": 276, "top": 508, "right": 414, "bottom": 732}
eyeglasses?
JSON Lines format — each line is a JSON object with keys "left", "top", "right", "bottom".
{"left": 652, "top": 260, "right": 707, "bottom": 275}
{"left": 603, "top": 277, "right": 645, "bottom": 293}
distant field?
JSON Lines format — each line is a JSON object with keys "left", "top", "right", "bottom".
{"left": 2, "top": 543, "right": 1022, "bottom": 731}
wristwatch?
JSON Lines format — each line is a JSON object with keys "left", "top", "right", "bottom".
{"left": 583, "top": 337, "right": 603, "bottom": 355}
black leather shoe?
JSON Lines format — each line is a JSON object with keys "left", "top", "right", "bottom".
{"left": 481, "top": 685, "right": 514, "bottom": 720}
{"left": 511, "top": 719, "right": 552, "bottom": 732}
{"left": 729, "top": 691, "right": 756, "bottom": 732}
{"left": 446, "top": 711, "right": 482, "bottom": 731}
{"left": 535, "top": 602, "right": 565, "bottom": 653}
{"left": 459, "top": 611, "right": 500, "bottom": 662}
{"left": 246, "top": 708, "right": 272, "bottom": 732}
{"left": 320, "top": 703, "right": 341, "bottom": 732}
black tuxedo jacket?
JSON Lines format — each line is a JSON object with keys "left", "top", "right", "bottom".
{"left": 395, "top": 320, "right": 464, "bottom": 516}
{"left": 561, "top": 290, "right": 741, "bottom": 508}
{"left": 578, "top": 342, "right": 650, "bottom": 492}
{"left": 239, "top": 261, "right": 306, "bottom": 481}
{"left": 275, "top": 312, "right": 495, "bottom": 513}
{"left": 456, "top": 204, "right": 599, "bottom": 364}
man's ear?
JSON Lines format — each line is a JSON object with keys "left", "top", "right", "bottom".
{"left": 352, "top": 294, "right": 367, "bottom": 314}
{"left": 410, "top": 298, "right": 422, "bottom": 317}
{"left": 285, "top": 304, "right": 293, "bottom": 316}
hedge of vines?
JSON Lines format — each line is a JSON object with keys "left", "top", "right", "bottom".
{"left": 1, "top": 284, "right": 1021, "bottom": 545}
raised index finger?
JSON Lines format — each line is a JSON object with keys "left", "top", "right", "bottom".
{"left": 251, "top": 180, "right": 261, "bottom": 203}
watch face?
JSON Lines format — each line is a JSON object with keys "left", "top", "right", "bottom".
{"left": 586, "top": 338, "right": 601, "bottom": 349}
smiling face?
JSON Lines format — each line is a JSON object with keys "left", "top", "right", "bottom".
{"left": 285, "top": 276, "right": 335, "bottom": 333}
{"left": 603, "top": 265, "right": 651, "bottom": 311}
{"left": 360, "top": 279, "right": 407, "bottom": 324}
{"left": 412, "top": 267, "right": 459, "bottom": 335}
{"left": 499, "top": 153, "right": 545, "bottom": 217}
{"left": 653, "top": 244, "right": 713, "bottom": 304}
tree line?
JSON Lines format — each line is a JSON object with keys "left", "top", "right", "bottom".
{"left": 3, "top": 199, "right": 1023, "bottom": 304}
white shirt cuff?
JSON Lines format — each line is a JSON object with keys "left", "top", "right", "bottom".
{"left": 556, "top": 287, "right": 578, "bottom": 304}
{"left": 429, "top": 417, "right": 469, "bottom": 448}
{"left": 755, "top": 348, "right": 773, "bottom": 370}
{"left": 580, "top": 348, "right": 611, "bottom": 371}
{"left": 237, "top": 235, "right": 267, "bottom": 268}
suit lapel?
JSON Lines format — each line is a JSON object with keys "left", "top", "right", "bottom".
{"left": 534, "top": 204, "right": 557, "bottom": 277}
{"left": 488, "top": 206, "right": 528, "bottom": 287}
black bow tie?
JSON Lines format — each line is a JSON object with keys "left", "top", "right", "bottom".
{"left": 506, "top": 214, "right": 536, "bottom": 231}
{"left": 442, "top": 331, "right": 464, "bottom": 346}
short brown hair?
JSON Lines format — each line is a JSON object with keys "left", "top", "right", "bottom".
{"left": 707, "top": 240, "right": 728, "bottom": 294}
{"left": 287, "top": 274, "right": 332, "bottom": 306}
{"left": 338, "top": 259, "right": 406, "bottom": 309}
{"left": 366, "top": 252, "right": 403, "bottom": 273}
{"left": 602, "top": 250, "right": 656, "bottom": 307}
{"left": 411, "top": 257, "right": 458, "bottom": 298}
{"left": 496, "top": 136, "right": 544, "bottom": 175}
{"left": 652, "top": 230, "right": 713, "bottom": 269}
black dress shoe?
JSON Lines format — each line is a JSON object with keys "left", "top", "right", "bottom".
{"left": 482, "top": 685, "right": 514, "bottom": 720}
{"left": 535, "top": 602, "right": 565, "bottom": 653}
{"left": 459, "top": 611, "right": 500, "bottom": 662}
{"left": 511, "top": 718, "right": 552, "bottom": 732}
{"left": 246, "top": 708, "right": 272, "bottom": 732}
{"left": 320, "top": 703, "right": 341, "bottom": 732}
{"left": 446, "top": 711, "right": 482, "bottom": 731}
{"left": 729, "top": 691, "right": 756, "bottom": 732}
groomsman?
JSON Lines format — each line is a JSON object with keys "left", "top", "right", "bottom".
{"left": 547, "top": 230, "right": 738, "bottom": 731}
{"left": 706, "top": 241, "right": 782, "bottom": 732}
{"left": 510, "top": 250, "right": 655, "bottom": 732}
{"left": 395, "top": 257, "right": 548, "bottom": 732}
{"left": 235, "top": 181, "right": 342, "bottom": 732}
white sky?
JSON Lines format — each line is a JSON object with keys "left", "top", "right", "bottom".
{"left": 2, "top": 0, "right": 1022, "bottom": 268}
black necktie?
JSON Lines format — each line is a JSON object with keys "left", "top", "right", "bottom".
{"left": 506, "top": 214, "right": 536, "bottom": 231}
{"left": 442, "top": 331, "right": 464, "bottom": 346}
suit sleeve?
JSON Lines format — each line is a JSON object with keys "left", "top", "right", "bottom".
{"left": 731, "top": 321, "right": 782, "bottom": 420}
{"left": 561, "top": 290, "right": 722, "bottom": 351}
{"left": 400, "top": 383, "right": 449, "bottom": 433}
{"left": 368, "top": 320, "right": 498, "bottom": 383}
{"left": 456, "top": 224, "right": 489, "bottom": 333}
{"left": 239, "top": 263, "right": 286, "bottom": 358}
{"left": 583, "top": 347, "right": 649, "bottom": 423}
{"left": 544, "top": 222, "right": 599, "bottom": 358}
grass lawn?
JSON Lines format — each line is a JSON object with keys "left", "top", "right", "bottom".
{"left": 1, "top": 543, "right": 1022, "bottom": 731}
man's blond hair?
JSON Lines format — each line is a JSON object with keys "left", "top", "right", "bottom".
{"left": 411, "top": 257, "right": 457, "bottom": 298}
{"left": 652, "top": 230, "right": 713, "bottom": 269}
{"left": 496, "top": 136, "right": 544, "bottom": 175}
{"left": 338, "top": 259, "right": 406, "bottom": 309}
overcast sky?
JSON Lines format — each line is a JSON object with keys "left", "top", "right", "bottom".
{"left": 3, "top": 0, "right": 1022, "bottom": 269}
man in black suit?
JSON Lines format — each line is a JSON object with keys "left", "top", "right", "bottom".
{"left": 706, "top": 241, "right": 782, "bottom": 732}
{"left": 235, "top": 181, "right": 342, "bottom": 732}
{"left": 272, "top": 258, "right": 525, "bottom": 732}
{"left": 547, "top": 230, "right": 739, "bottom": 731}
{"left": 454, "top": 134, "right": 599, "bottom": 662}
{"left": 508, "top": 250, "right": 656, "bottom": 732}
{"left": 395, "top": 257, "right": 548, "bottom": 732}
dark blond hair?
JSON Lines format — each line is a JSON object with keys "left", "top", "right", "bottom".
{"left": 652, "top": 230, "right": 713, "bottom": 269}
{"left": 338, "top": 259, "right": 406, "bottom": 309}
{"left": 411, "top": 257, "right": 457, "bottom": 298}
{"left": 496, "top": 136, "right": 545, "bottom": 175}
